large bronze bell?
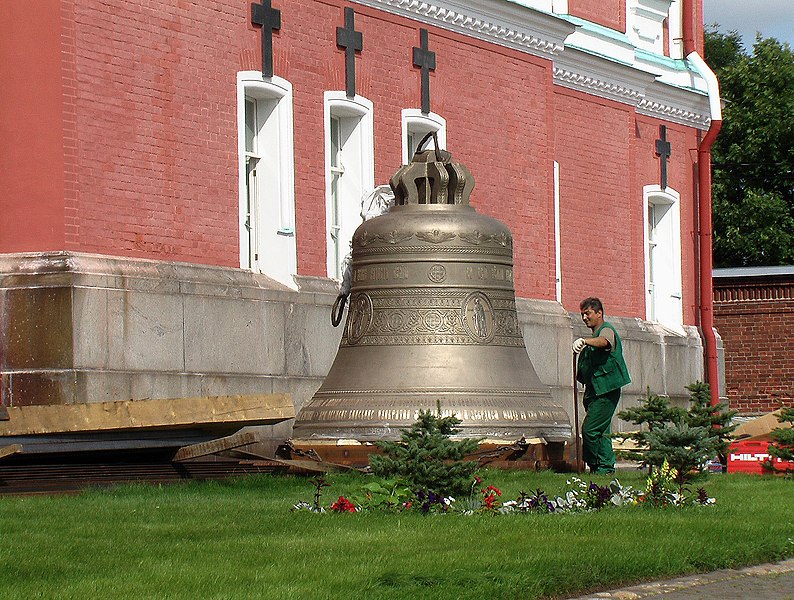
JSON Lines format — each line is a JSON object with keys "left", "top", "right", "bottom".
{"left": 293, "top": 141, "right": 571, "bottom": 444}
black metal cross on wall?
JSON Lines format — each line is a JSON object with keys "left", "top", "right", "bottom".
{"left": 251, "top": 0, "right": 281, "bottom": 78}
{"left": 337, "top": 7, "right": 363, "bottom": 99}
{"left": 413, "top": 29, "right": 436, "bottom": 115}
{"left": 655, "top": 125, "right": 672, "bottom": 189}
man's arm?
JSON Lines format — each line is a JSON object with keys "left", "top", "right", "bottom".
{"left": 573, "top": 328, "right": 614, "bottom": 352}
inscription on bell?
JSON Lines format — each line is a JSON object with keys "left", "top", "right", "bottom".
{"left": 466, "top": 265, "right": 513, "bottom": 282}
{"left": 354, "top": 265, "right": 409, "bottom": 283}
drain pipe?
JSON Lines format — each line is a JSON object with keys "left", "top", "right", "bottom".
{"left": 682, "top": 0, "right": 723, "bottom": 406}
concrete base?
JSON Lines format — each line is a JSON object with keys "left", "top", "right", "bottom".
{"left": 0, "top": 251, "right": 340, "bottom": 450}
{"left": 1, "top": 252, "right": 721, "bottom": 451}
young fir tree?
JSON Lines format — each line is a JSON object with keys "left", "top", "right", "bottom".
{"left": 615, "top": 388, "right": 686, "bottom": 463}
{"left": 767, "top": 406, "right": 794, "bottom": 473}
{"left": 369, "top": 410, "right": 479, "bottom": 498}
{"left": 643, "top": 422, "right": 717, "bottom": 490}
{"left": 683, "top": 381, "right": 737, "bottom": 463}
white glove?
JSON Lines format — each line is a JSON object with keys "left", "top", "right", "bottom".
{"left": 572, "top": 338, "right": 587, "bottom": 353}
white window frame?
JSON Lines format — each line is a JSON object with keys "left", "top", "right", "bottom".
{"left": 553, "top": 161, "right": 562, "bottom": 303}
{"left": 236, "top": 71, "right": 297, "bottom": 288}
{"left": 643, "top": 184, "right": 683, "bottom": 332}
{"left": 401, "top": 109, "right": 447, "bottom": 165}
{"left": 324, "top": 92, "right": 375, "bottom": 280}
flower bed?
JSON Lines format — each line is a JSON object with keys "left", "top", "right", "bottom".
{"left": 292, "top": 460, "right": 715, "bottom": 515}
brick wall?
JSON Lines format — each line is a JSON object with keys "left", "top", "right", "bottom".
{"left": 2, "top": 0, "right": 702, "bottom": 322}
{"left": 66, "top": 0, "right": 244, "bottom": 267}
{"left": 714, "top": 274, "right": 794, "bottom": 414}
{"left": 0, "top": 0, "right": 67, "bottom": 251}
{"left": 568, "top": 0, "right": 625, "bottom": 32}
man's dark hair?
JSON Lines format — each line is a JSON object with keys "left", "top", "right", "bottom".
{"left": 580, "top": 297, "right": 604, "bottom": 313}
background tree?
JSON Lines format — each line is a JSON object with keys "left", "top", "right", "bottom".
{"left": 705, "top": 28, "right": 794, "bottom": 267}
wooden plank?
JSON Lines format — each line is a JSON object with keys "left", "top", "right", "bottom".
{"left": 0, "top": 444, "right": 23, "bottom": 459}
{"left": 258, "top": 457, "right": 360, "bottom": 473}
{"left": 173, "top": 430, "right": 261, "bottom": 461}
{"left": 0, "top": 394, "right": 294, "bottom": 436}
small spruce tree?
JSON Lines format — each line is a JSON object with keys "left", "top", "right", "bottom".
{"left": 643, "top": 422, "right": 717, "bottom": 490}
{"left": 615, "top": 388, "right": 686, "bottom": 464}
{"left": 369, "top": 409, "right": 479, "bottom": 498}
{"left": 684, "top": 381, "right": 737, "bottom": 464}
{"left": 767, "top": 406, "right": 794, "bottom": 474}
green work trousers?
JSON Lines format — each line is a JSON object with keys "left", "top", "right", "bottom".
{"left": 582, "top": 388, "right": 621, "bottom": 473}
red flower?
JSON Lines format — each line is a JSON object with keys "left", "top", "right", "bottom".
{"left": 485, "top": 485, "right": 502, "bottom": 497}
{"left": 330, "top": 496, "right": 356, "bottom": 513}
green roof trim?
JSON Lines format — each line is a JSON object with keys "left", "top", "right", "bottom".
{"left": 557, "top": 14, "right": 632, "bottom": 45}
{"left": 635, "top": 48, "right": 690, "bottom": 71}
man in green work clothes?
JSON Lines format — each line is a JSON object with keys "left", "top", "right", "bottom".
{"left": 573, "top": 298, "right": 631, "bottom": 474}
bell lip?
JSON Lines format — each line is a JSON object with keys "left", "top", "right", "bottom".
{"left": 290, "top": 429, "right": 573, "bottom": 443}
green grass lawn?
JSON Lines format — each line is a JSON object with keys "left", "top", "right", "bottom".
{"left": 0, "top": 470, "right": 791, "bottom": 599}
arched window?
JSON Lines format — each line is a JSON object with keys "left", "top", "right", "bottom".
{"left": 237, "top": 72, "right": 297, "bottom": 287}
{"left": 324, "top": 92, "right": 375, "bottom": 279}
{"left": 401, "top": 109, "right": 447, "bottom": 165}
{"left": 644, "top": 185, "right": 683, "bottom": 331}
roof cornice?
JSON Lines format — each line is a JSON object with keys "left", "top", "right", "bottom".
{"left": 352, "top": 0, "right": 574, "bottom": 57}
{"left": 352, "top": 0, "right": 712, "bottom": 128}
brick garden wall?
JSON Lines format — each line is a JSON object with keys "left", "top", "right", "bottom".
{"left": 714, "top": 275, "right": 794, "bottom": 414}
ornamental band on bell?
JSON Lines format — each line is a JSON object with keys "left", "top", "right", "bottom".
{"left": 343, "top": 289, "right": 516, "bottom": 347}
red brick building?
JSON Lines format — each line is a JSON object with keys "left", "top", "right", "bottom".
{"left": 714, "top": 267, "right": 794, "bottom": 415}
{"left": 0, "top": 0, "right": 722, "bottom": 448}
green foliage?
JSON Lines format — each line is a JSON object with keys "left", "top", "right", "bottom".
{"left": 713, "top": 188, "right": 794, "bottom": 266}
{"left": 704, "top": 27, "right": 744, "bottom": 73}
{"left": 767, "top": 406, "right": 794, "bottom": 471}
{"left": 353, "top": 478, "right": 414, "bottom": 510}
{"left": 683, "top": 381, "right": 737, "bottom": 461}
{"left": 705, "top": 28, "right": 794, "bottom": 267}
{"left": 643, "top": 423, "right": 717, "bottom": 488}
{"left": 616, "top": 387, "right": 686, "bottom": 462}
{"left": 616, "top": 382, "right": 734, "bottom": 476}
{"left": 369, "top": 410, "right": 480, "bottom": 497}
{"left": 642, "top": 459, "right": 680, "bottom": 507}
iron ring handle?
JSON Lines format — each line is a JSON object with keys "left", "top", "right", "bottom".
{"left": 331, "top": 293, "right": 348, "bottom": 327}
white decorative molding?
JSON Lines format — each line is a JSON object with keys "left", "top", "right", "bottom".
{"left": 553, "top": 48, "right": 654, "bottom": 106}
{"left": 553, "top": 67, "right": 645, "bottom": 104}
{"left": 353, "top": 0, "right": 713, "bottom": 127}
{"left": 352, "top": 0, "right": 575, "bottom": 58}
{"left": 636, "top": 98, "right": 709, "bottom": 128}
{"left": 638, "top": 80, "right": 711, "bottom": 129}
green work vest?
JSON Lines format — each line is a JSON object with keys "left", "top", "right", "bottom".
{"left": 576, "top": 322, "right": 631, "bottom": 399}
